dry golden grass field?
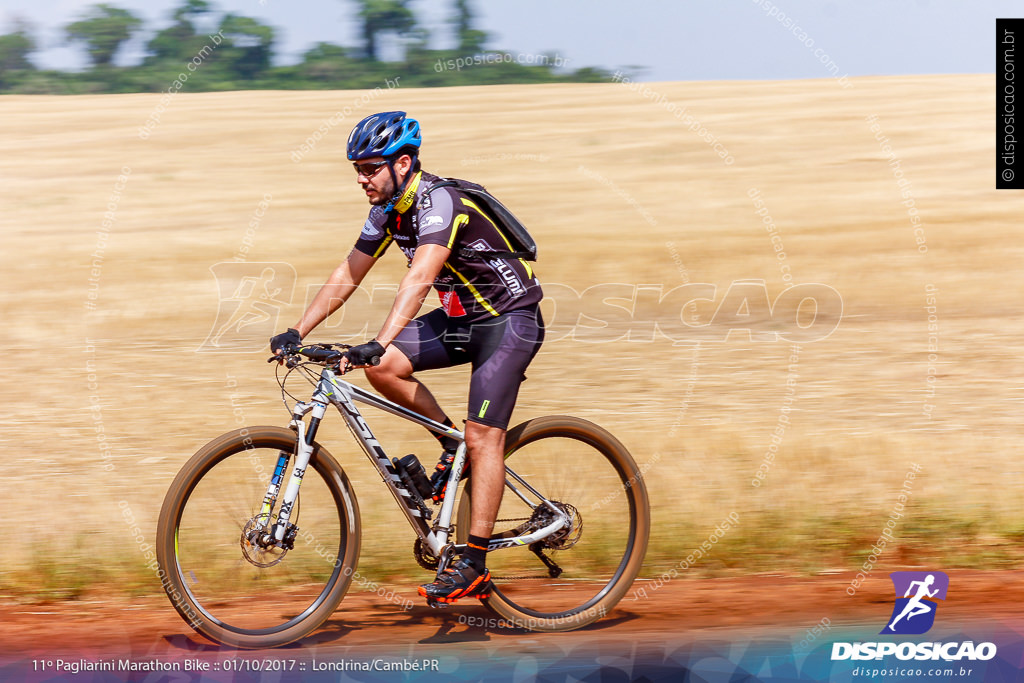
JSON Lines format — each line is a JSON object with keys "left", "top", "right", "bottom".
{"left": 3, "top": 74, "right": 1023, "bottom": 598}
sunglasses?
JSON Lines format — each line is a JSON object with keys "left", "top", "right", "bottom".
{"left": 353, "top": 160, "right": 388, "bottom": 177}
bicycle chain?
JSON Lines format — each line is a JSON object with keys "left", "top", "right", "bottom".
{"left": 492, "top": 574, "right": 549, "bottom": 580}
{"left": 412, "top": 517, "right": 550, "bottom": 578}
{"left": 414, "top": 518, "right": 529, "bottom": 572}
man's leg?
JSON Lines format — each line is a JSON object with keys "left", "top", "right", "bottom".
{"left": 460, "top": 421, "right": 506, "bottom": 574}
{"left": 364, "top": 345, "right": 448, "bottom": 422}
{"left": 418, "top": 420, "right": 503, "bottom": 604}
{"left": 364, "top": 310, "right": 464, "bottom": 456}
{"left": 464, "top": 421, "right": 506, "bottom": 539}
{"left": 419, "top": 308, "right": 543, "bottom": 603}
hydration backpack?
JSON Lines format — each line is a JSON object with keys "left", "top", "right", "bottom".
{"left": 421, "top": 178, "right": 538, "bottom": 261}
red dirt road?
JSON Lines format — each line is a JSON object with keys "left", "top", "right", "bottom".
{"left": 4, "top": 570, "right": 1023, "bottom": 658}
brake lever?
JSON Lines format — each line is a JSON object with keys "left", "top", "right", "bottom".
{"left": 267, "top": 342, "right": 302, "bottom": 364}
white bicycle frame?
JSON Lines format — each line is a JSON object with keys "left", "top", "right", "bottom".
{"left": 261, "top": 365, "right": 569, "bottom": 560}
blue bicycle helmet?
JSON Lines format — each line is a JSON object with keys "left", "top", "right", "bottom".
{"left": 347, "top": 111, "right": 421, "bottom": 160}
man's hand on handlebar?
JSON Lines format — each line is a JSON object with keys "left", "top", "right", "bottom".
{"left": 340, "top": 340, "right": 385, "bottom": 373}
{"left": 269, "top": 328, "right": 302, "bottom": 359}
{"left": 266, "top": 333, "right": 383, "bottom": 373}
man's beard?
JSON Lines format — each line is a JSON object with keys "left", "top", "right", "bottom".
{"left": 364, "top": 174, "right": 395, "bottom": 206}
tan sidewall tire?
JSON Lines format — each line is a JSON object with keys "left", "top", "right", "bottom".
{"left": 156, "top": 426, "right": 361, "bottom": 648}
{"left": 457, "top": 415, "right": 650, "bottom": 632}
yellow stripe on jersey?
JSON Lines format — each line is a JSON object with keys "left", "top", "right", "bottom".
{"left": 460, "top": 197, "right": 499, "bottom": 230}
{"left": 371, "top": 235, "right": 393, "bottom": 258}
{"left": 444, "top": 262, "right": 500, "bottom": 317}
{"left": 459, "top": 197, "right": 534, "bottom": 278}
{"left": 447, "top": 213, "right": 470, "bottom": 249}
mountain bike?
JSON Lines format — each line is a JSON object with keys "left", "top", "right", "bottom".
{"left": 156, "top": 342, "right": 650, "bottom": 649}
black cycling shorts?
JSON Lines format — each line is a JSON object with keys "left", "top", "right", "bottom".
{"left": 390, "top": 306, "right": 544, "bottom": 430}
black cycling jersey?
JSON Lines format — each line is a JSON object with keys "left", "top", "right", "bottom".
{"left": 353, "top": 171, "right": 543, "bottom": 323}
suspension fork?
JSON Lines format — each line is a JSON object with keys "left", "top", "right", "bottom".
{"left": 260, "top": 400, "right": 327, "bottom": 545}
{"left": 254, "top": 452, "right": 291, "bottom": 526}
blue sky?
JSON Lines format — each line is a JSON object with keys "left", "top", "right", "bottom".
{"left": 1, "top": 0, "right": 1012, "bottom": 80}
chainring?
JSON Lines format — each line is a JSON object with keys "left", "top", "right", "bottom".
{"left": 413, "top": 538, "right": 440, "bottom": 571}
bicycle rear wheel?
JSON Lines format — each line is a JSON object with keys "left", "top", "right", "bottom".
{"left": 456, "top": 415, "right": 649, "bottom": 631}
{"left": 156, "top": 426, "right": 360, "bottom": 648}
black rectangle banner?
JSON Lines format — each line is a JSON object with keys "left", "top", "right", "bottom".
{"left": 997, "top": 18, "right": 1024, "bottom": 189}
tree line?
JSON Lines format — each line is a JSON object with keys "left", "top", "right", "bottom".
{"left": 0, "top": 0, "right": 611, "bottom": 94}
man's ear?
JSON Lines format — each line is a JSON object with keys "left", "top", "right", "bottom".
{"left": 401, "top": 154, "right": 414, "bottom": 173}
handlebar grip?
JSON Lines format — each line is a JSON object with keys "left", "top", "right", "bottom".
{"left": 301, "top": 347, "right": 343, "bottom": 362}
{"left": 337, "top": 351, "right": 380, "bottom": 367}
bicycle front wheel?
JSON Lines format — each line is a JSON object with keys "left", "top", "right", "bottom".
{"left": 156, "top": 426, "right": 361, "bottom": 648}
{"left": 457, "top": 416, "right": 650, "bottom": 631}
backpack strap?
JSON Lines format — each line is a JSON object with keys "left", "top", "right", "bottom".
{"left": 418, "top": 179, "right": 459, "bottom": 204}
{"left": 420, "top": 178, "right": 537, "bottom": 261}
{"left": 457, "top": 247, "right": 535, "bottom": 260}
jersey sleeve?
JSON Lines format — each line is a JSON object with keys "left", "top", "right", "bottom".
{"left": 353, "top": 206, "right": 392, "bottom": 258}
{"left": 415, "top": 187, "right": 468, "bottom": 250}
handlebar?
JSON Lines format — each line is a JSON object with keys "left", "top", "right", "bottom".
{"left": 266, "top": 343, "right": 382, "bottom": 369}
{"left": 298, "top": 346, "right": 344, "bottom": 363}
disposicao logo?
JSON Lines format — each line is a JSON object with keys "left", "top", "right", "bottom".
{"left": 831, "top": 571, "right": 997, "bottom": 662}
{"left": 881, "top": 571, "right": 948, "bottom": 635}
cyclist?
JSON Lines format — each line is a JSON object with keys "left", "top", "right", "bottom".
{"left": 270, "top": 111, "right": 544, "bottom": 605}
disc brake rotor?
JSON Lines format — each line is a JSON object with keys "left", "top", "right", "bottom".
{"left": 240, "top": 514, "right": 288, "bottom": 567}
{"left": 531, "top": 501, "right": 583, "bottom": 550}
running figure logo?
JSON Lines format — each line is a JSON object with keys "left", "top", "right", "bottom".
{"left": 198, "top": 262, "right": 296, "bottom": 351}
{"left": 881, "top": 571, "right": 949, "bottom": 635}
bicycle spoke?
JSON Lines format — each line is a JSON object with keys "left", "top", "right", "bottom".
{"left": 458, "top": 418, "right": 647, "bottom": 624}
{"left": 168, "top": 438, "right": 351, "bottom": 635}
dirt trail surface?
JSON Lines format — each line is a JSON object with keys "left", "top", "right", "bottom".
{"left": 3, "top": 571, "right": 1023, "bottom": 678}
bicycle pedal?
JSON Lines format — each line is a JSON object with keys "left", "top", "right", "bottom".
{"left": 425, "top": 597, "right": 449, "bottom": 609}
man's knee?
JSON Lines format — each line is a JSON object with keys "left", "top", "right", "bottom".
{"left": 365, "top": 345, "right": 412, "bottom": 383}
{"left": 363, "top": 363, "right": 386, "bottom": 385}
{"left": 464, "top": 422, "right": 506, "bottom": 457}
